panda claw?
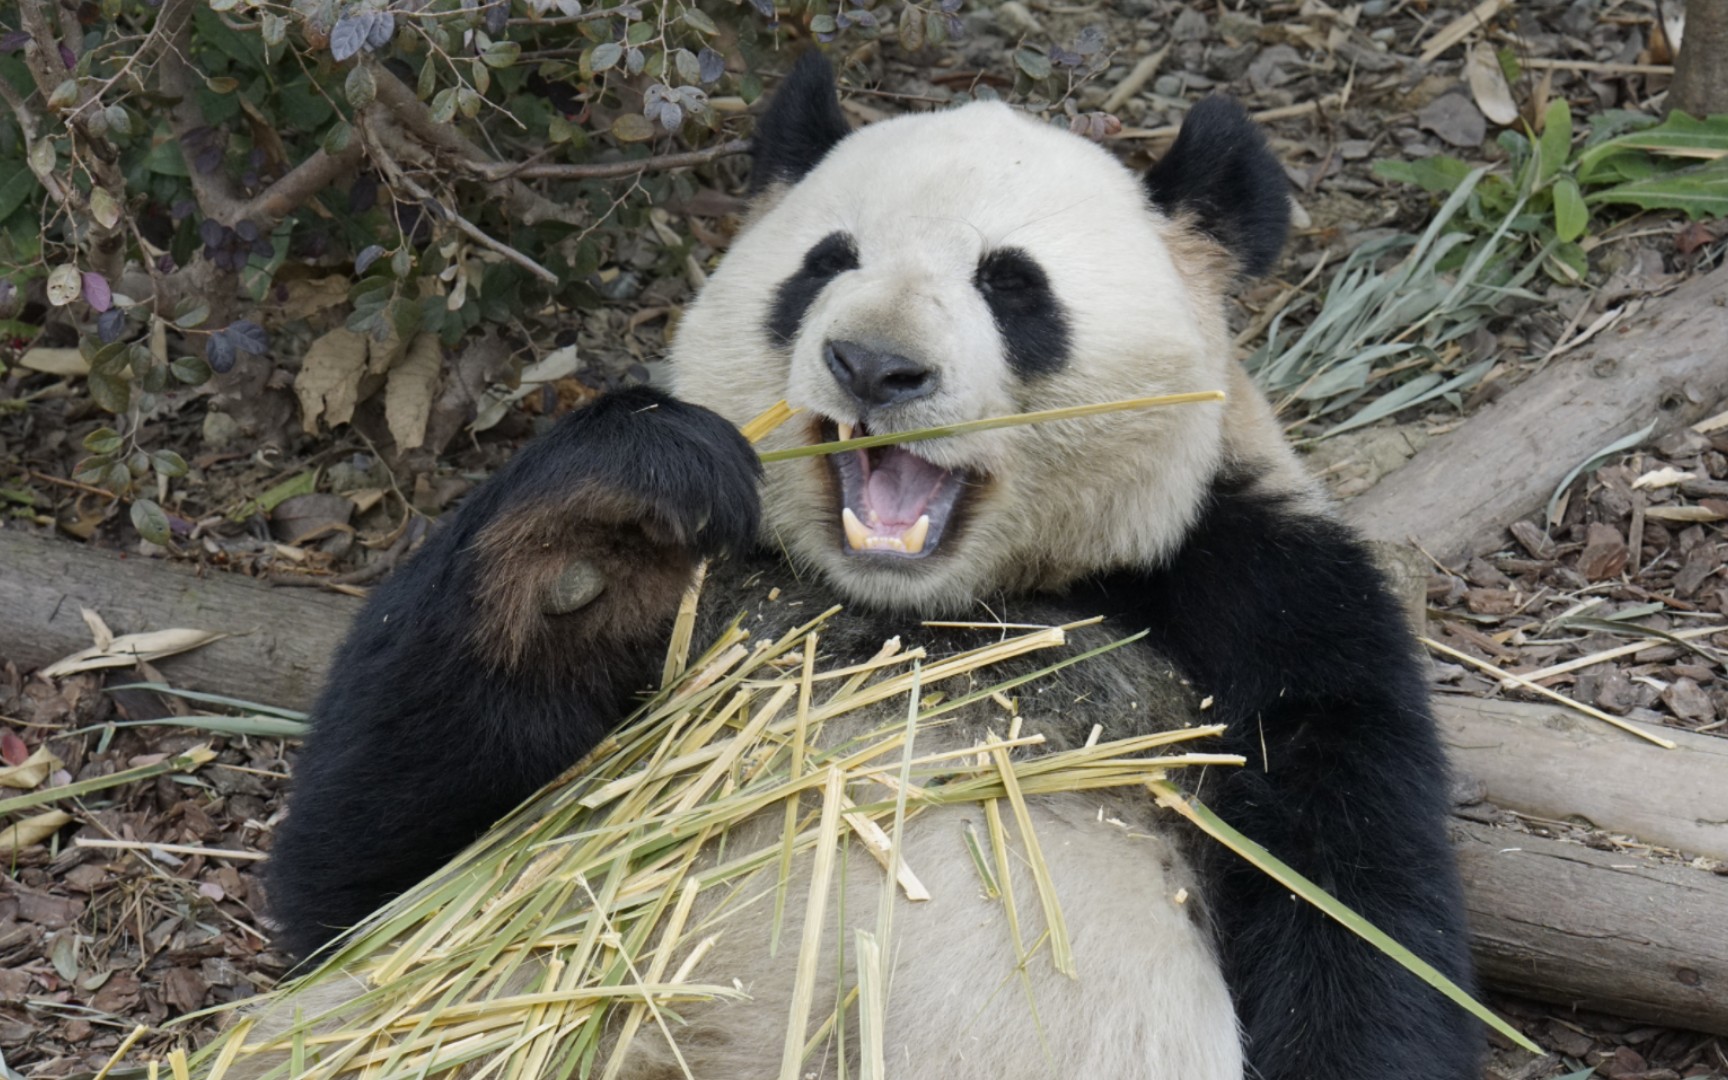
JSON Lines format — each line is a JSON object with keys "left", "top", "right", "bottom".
{"left": 541, "top": 559, "right": 607, "bottom": 615}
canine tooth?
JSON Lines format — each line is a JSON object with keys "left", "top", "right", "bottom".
{"left": 842, "top": 507, "right": 868, "bottom": 550}
{"left": 901, "top": 514, "right": 930, "bottom": 555}
{"left": 837, "top": 422, "right": 854, "bottom": 442}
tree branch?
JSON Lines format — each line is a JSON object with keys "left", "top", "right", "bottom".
{"left": 468, "top": 138, "right": 751, "bottom": 182}
{"left": 152, "top": 0, "right": 248, "bottom": 224}
{"left": 248, "top": 141, "right": 368, "bottom": 228}
{"left": 365, "top": 59, "right": 584, "bottom": 227}
{"left": 366, "top": 130, "right": 559, "bottom": 285}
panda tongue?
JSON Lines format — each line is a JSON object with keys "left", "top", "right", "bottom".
{"left": 866, "top": 447, "right": 947, "bottom": 526}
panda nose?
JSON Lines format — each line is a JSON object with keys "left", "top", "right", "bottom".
{"left": 825, "top": 340, "right": 938, "bottom": 410}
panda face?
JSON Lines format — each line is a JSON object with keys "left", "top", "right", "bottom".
{"left": 673, "top": 100, "right": 1243, "bottom": 613}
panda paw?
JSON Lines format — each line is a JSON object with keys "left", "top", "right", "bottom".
{"left": 501, "top": 385, "right": 764, "bottom": 562}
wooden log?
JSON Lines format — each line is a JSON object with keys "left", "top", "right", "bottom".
{"left": 4, "top": 529, "right": 1728, "bottom": 1031}
{"left": 0, "top": 528, "right": 353, "bottom": 710}
{"left": 1454, "top": 820, "right": 1728, "bottom": 1035}
{"left": 1342, "top": 261, "right": 1728, "bottom": 561}
{"left": 1436, "top": 694, "right": 1728, "bottom": 863}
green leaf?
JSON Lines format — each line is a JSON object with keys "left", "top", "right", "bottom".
{"left": 1535, "top": 98, "right": 1572, "bottom": 187}
{"left": 28, "top": 138, "right": 57, "bottom": 178}
{"left": 899, "top": 3, "right": 925, "bottom": 51}
{"left": 1552, "top": 175, "right": 1588, "bottom": 242}
{"left": 590, "top": 41, "right": 623, "bottom": 72}
{"left": 1372, "top": 154, "right": 1472, "bottom": 195}
{"left": 627, "top": 21, "right": 656, "bottom": 46}
{"left": 345, "top": 63, "right": 377, "bottom": 109}
{"left": 151, "top": 449, "right": 189, "bottom": 478}
{"left": 0, "top": 159, "right": 40, "bottom": 223}
{"left": 481, "top": 40, "right": 521, "bottom": 68}
{"left": 170, "top": 354, "right": 213, "bottom": 385}
{"left": 683, "top": 8, "right": 717, "bottom": 34}
{"left": 143, "top": 136, "right": 189, "bottom": 177}
{"left": 612, "top": 113, "right": 655, "bottom": 142}
{"left": 88, "top": 186, "right": 121, "bottom": 230}
{"left": 206, "top": 75, "right": 239, "bottom": 94}
{"left": 323, "top": 120, "right": 354, "bottom": 155}
{"left": 261, "top": 12, "right": 288, "bottom": 46}
{"left": 175, "top": 296, "right": 211, "bottom": 328}
{"left": 430, "top": 87, "right": 458, "bottom": 124}
{"left": 83, "top": 427, "right": 123, "bottom": 454}
{"left": 48, "top": 78, "right": 80, "bottom": 110}
{"left": 1577, "top": 110, "right": 1728, "bottom": 177}
{"left": 809, "top": 13, "right": 836, "bottom": 33}
{"left": 417, "top": 54, "right": 438, "bottom": 99}
{"left": 1015, "top": 48, "right": 1051, "bottom": 81}
{"left": 1587, "top": 157, "right": 1728, "bottom": 219}
{"left": 103, "top": 104, "right": 131, "bottom": 137}
{"left": 88, "top": 370, "right": 131, "bottom": 413}
{"left": 457, "top": 87, "right": 483, "bottom": 119}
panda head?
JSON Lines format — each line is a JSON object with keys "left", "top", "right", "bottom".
{"left": 671, "top": 52, "right": 1290, "bottom": 613}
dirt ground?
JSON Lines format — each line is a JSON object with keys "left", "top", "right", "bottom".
{"left": 3, "top": 0, "right": 1727, "bottom": 1076}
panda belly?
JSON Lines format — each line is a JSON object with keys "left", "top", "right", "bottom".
{"left": 591, "top": 560, "right": 1245, "bottom": 1079}
{"left": 610, "top": 789, "right": 1242, "bottom": 1080}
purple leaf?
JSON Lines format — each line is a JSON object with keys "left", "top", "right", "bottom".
{"left": 330, "top": 13, "right": 373, "bottom": 62}
{"left": 366, "top": 12, "right": 396, "bottom": 49}
{"left": 97, "top": 307, "right": 127, "bottom": 343}
{"left": 58, "top": 44, "right": 75, "bottom": 69}
{"left": 1074, "top": 25, "right": 1105, "bottom": 55}
{"left": 697, "top": 47, "right": 725, "bottom": 83}
{"left": 350, "top": 172, "right": 378, "bottom": 214}
{"left": 354, "top": 244, "right": 385, "bottom": 273}
{"left": 199, "top": 218, "right": 227, "bottom": 249}
{"left": 234, "top": 219, "right": 259, "bottom": 242}
{"left": 195, "top": 145, "right": 223, "bottom": 175}
{"left": 206, "top": 331, "right": 236, "bottom": 373}
{"left": 749, "top": 0, "right": 774, "bottom": 18}
{"left": 82, "top": 272, "right": 113, "bottom": 312}
{"left": 228, "top": 320, "right": 269, "bottom": 355}
{"left": 483, "top": 0, "right": 507, "bottom": 36}
{"left": 0, "top": 31, "right": 30, "bottom": 52}
{"left": 171, "top": 198, "right": 197, "bottom": 222}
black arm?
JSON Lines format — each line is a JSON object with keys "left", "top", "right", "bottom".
{"left": 266, "top": 387, "right": 761, "bottom": 961}
{"left": 1083, "top": 473, "right": 1479, "bottom": 1080}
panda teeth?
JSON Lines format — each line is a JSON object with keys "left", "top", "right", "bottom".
{"left": 837, "top": 421, "right": 855, "bottom": 442}
{"left": 842, "top": 508, "right": 931, "bottom": 554}
{"left": 901, "top": 514, "right": 930, "bottom": 555}
{"left": 842, "top": 507, "right": 870, "bottom": 551}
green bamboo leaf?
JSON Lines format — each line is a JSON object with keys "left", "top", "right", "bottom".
{"left": 0, "top": 746, "right": 216, "bottom": 816}
{"left": 1147, "top": 781, "right": 1541, "bottom": 1054}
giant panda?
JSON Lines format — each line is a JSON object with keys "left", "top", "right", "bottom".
{"left": 262, "top": 52, "right": 1480, "bottom": 1080}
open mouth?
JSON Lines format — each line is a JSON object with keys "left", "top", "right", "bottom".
{"left": 822, "top": 419, "right": 969, "bottom": 559}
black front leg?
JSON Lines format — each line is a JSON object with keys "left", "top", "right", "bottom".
{"left": 1087, "top": 475, "right": 1479, "bottom": 1080}
{"left": 266, "top": 388, "right": 761, "bottom": 961}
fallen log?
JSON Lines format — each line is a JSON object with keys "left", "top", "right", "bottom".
{"left": 1454, "top": 820, "right": 1728, "bottom": 1035}
{"left": 1438, "top": 693, "right": 1728, "bottom": 863}
{"left": 2, "top": 527, "right": 1727, "bottom": 1032}
{"left": 1342, "top": 261, "right": 1728, "bottom": 561}
{"left": 0, "top": 528, "right": 351, "bottom": 710}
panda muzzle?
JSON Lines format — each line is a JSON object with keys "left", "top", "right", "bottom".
{"left": 828, "top": 420, "right": 967, "bottom": 558}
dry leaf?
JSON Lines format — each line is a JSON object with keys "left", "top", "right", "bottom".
{"left": 281, "top": 275, "right": 353, "bottom": 320}
{"left": 385, "top": 333, "right": 443, "bottom": 451}
{"left": 1418, "top": 0, "right": 1512, "bottom": 63}
{"left": 41, "top": 628, "right": 227, "bottom": 677}
{"left": 0, "top": 746, "right": 64, "bottom": 790}
{"left": 1465, "top": 43, "right": 1518, "bottom": 126}
{"left": 295, "top": 328, "right": 370, "bottom": 434}
{"left": 472, "top": 346, "right": 580, "bottom": 432}
{"left": 18, "top": 348, "right": 89, "bottom": 376}
{"left": 1645, "top": 505, "right": 1726, "bottom": 523}
{"left": 1631, "top": 467, "right": 1696, "bottom": 490}
{"left": 2, "top": 810, "right": 72, "bottom": 855}
{"left": 82, "top": 607, "right": 115, "bottom": 651}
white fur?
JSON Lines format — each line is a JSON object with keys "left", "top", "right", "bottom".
{"left": 672, "top": 102, "right": 1266, "bottom": 614}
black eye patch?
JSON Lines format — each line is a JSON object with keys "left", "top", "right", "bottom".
{"left": 767, "top": 232, "right": 860, "bottom": 347}
{"left": 974, "top": 247, "right": 1071, "bottom": 377}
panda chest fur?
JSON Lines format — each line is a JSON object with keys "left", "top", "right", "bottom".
{"left": 610, "top": 556, "right": 1245, "bottom": 1080}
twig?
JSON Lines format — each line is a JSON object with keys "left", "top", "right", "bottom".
{"left": 1418, "top": 0, "right": 1513, "bottom": 64}
{"left": 1509, "top": 624, "right": 1719, "bottom": 688}
{"left": 0, "top": 74, "right": 71, "bottom": 205}
{"left": 74, "top": 837, "right": 267, "bottom": 861}
{"left": 1101, "top": 44, "right": 1169, "bottom": 114}
{"left": 1421, "top": 635, "right": 1678, "bottom": 749}
{"left": 26, "top": 469, "right": 122, "bottom": 501}
{"left": 250, "top": 139, "right": 369, "bottom": 228}
{"left": 1114, "top": 95, "right": 1343, "bottom": 141}
{"left": 367, "top": 134, "right": 560, "bottom": 285}
{"left": 470, "top": 138, "right": 751, "bottom": 182}
{"left": 1522, "top": 58, "right": 1674, "bottom": 75}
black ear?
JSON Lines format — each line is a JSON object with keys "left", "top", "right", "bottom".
{"left": 748, "top": 51, "right": 851, "bottom": 195}
{"left": 1144, "top": 96, "right": 1290, "bottom": 278}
